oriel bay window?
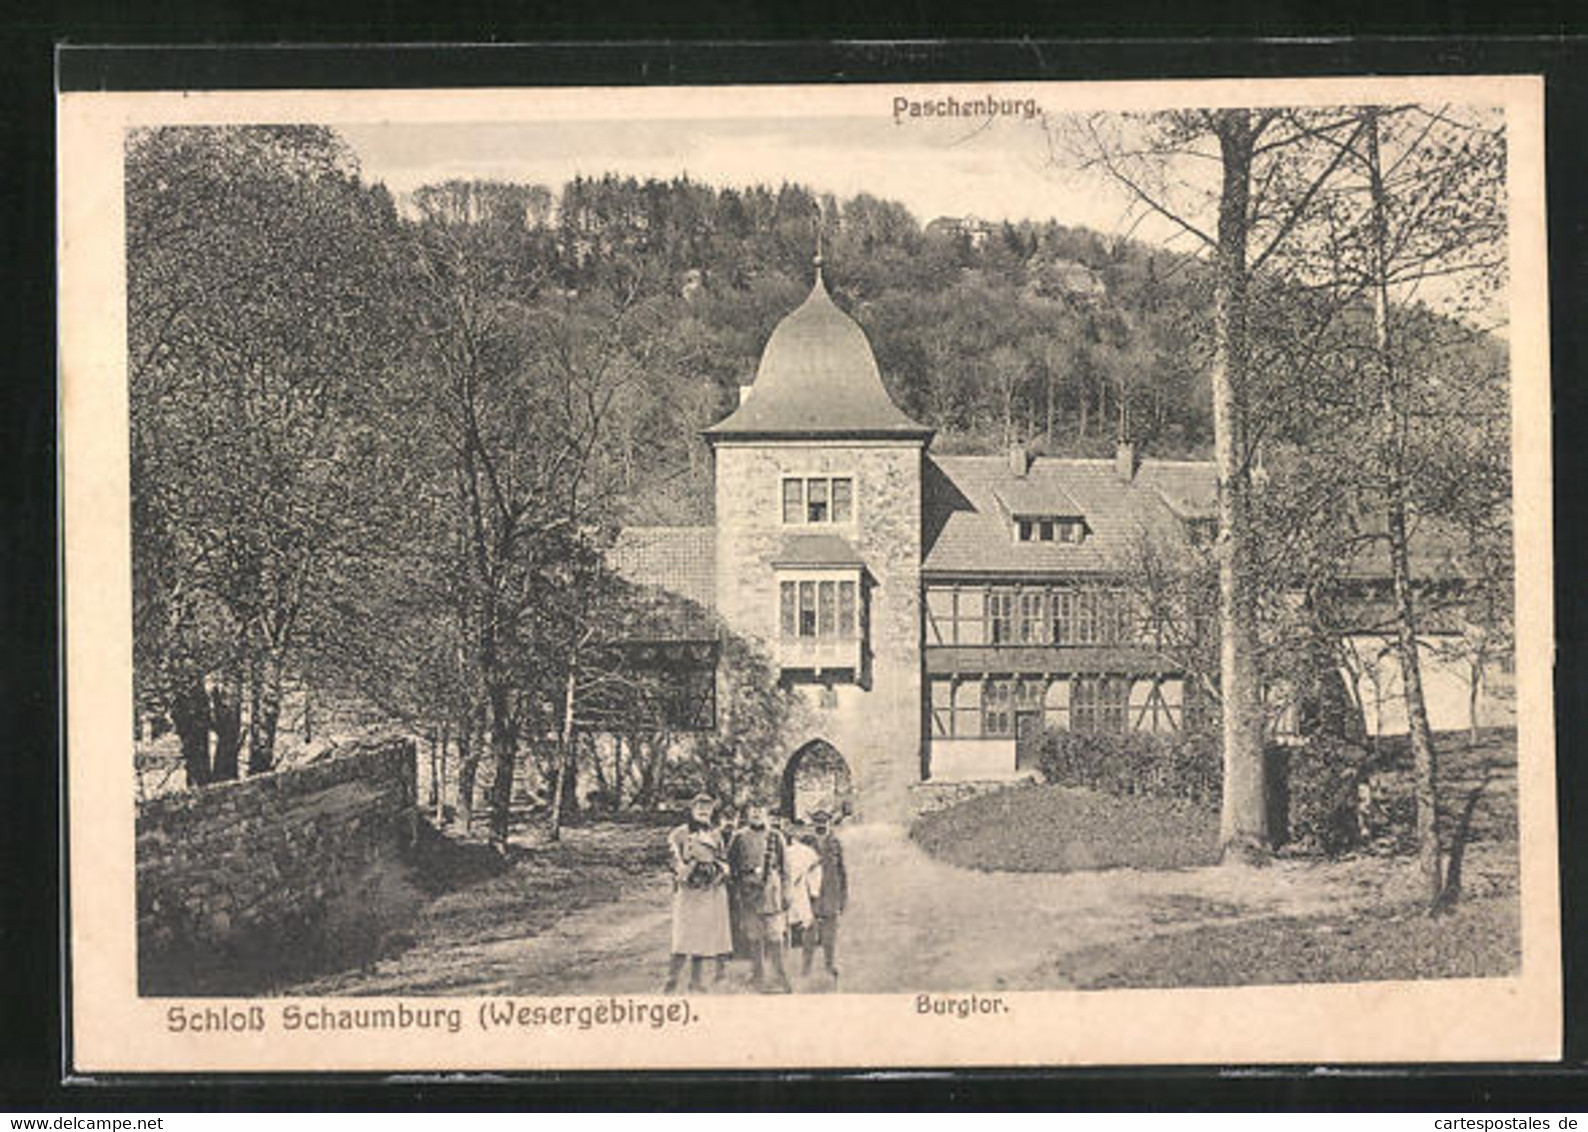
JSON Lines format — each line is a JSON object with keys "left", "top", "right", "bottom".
{"left": 779, "top": 579, "right": 858, "bottom": 641}
{"left": 781, "top": 476, "right": 854, "bottom": 524}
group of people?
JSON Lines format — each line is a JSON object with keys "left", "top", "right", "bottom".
{"left": 664, "top": 793, "right": 847, "bottom": 994}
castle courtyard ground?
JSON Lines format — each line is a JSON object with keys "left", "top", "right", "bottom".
{"left": 286, "top": 778, "right": 1519, "bottom": 998}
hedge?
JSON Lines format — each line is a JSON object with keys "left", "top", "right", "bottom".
{"left": 1032, "top": 728, "right": 1387, "bottom": 857}
{"left": 1034, "top": 730, "right": 1222, "bottom": 808}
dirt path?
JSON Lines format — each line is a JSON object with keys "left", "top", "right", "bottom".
{"left": 283, "top": 819, "right": 1505, "bottom": 997}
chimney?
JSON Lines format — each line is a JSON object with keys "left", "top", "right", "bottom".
{"left": 1008, "top": 442, "right": 1030, "bottom": 478}
{"left": 1115, "top": 440, "right": 1137, "bottom": 483}
{"left": 738, "top": 384, "right": 753, "bottom": 405}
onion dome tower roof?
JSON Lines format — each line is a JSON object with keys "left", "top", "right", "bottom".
{"left": 703, "top": 267, "right": 933, "bottom": 442}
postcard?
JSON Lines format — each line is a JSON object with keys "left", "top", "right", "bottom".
{"left": 59, "top": 70, "right": 1557, "bottom": 1072}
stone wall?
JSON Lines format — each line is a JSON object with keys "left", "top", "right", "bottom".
{"left": 908, "top": 777, "right": 1034, "bottom": 818}
{"left": 136, "top": 736, "right": 418, "bottom": 995}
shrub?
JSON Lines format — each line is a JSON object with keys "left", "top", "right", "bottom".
{"left": 1035, "top": 729, "right": 1221, "bottom": 808}
{"left": 1270, "top": 735, "right": 1375, "bottom": 857}
{"left": 1035, "top": 727, "right": 1390, "bottom": 859}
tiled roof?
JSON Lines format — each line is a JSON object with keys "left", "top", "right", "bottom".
{"left": 771, "top": 532, "right": 867, "bottom": 569}
{"left": 923, "top": 455, "right": 1216, "bottom": 576}
{"left": 993, "top": 476, "right": 1085, "bottom": 518}
{"left": 1146, "top": 463, "right": 1219, "bottom": 520}
{"left": 606, "top": 526, "right": 716, "bottom": 638}
{"left": 703, "top": 274, "right": 933, "bottom": 441}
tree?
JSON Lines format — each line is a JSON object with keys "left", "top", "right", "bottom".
{"left": 402, "top": 184, "right": 691, "bottom": 848}
{"left": 127, "top": 125, "right": 401, "bottom": 782}
{"left": 1273, "top": 105, "right": 1508, "bottom": 904}
{"left": 1062, "top": 107, "right": 1372, "bottom": 861}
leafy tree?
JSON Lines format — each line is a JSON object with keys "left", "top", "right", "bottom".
{"left": 127, "top": 125, "right": 401, "bottom": 782}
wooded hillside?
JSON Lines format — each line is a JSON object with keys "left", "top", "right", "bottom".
{"left": 408, "top": 172, "right": 1227, "bottom": 524}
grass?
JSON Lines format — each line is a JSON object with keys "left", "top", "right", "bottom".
{"left": 914, "top": 728, "right": 1519, "bottom": 876}
{"left": 1053, "top": 894, "right": 1521, "bottom": 988}
{"left": 910, "top": 729, "right": 1522, "bottom": 988}
{"left": 912, "top": 782, "right": 1220, "bottom": 872}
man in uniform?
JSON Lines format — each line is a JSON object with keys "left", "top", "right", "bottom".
{"left": 802, "top": 808, "right": 848, "bottom": 980}
{"left": 727, "top": 801, "right": 792, "bottom": 993}
{"left": 663, "top": 793, "right": 732, "bottom": 993}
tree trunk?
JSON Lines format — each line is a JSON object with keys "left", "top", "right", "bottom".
{"left": 170, "top": 675, "right": 212, "bottom": 789}
{"left": 548, "top": 664, "right": 578, "bottom": 842}
{"left": 633, "top": 734, "right": 662, "bottom": 808}
{"left": 436, "top": 723, "right": 450, "bottom": 824}
{"left": 562, "top": 738, "right": 582, "bottom": 816}
{"left": 611, "top": 733, "right": 626, "bottom": 811}
{"left": 1388, "top": 499, "right": 1441, "bottom": 904}
{"left": 1211, "top": 110, "right": 1269, "bottom": 864}
{"left": 1045, "top": 369, "right": 1057, "bottom": 443}
{"left": 427, "top": 730, "right": 440, "bottom": 810}
{"left": 486, "top": 684, "right": 519, "bottom": 849}
{"left": 588, "top": 731, "right": 612, "bottom": 800}
{"left": 209, "top": 670, "right": 243, "bottom": 782}
{"left": 1367, "top": 107, "right": 1441, "bottom": 907}
{"left": 1469, "top": 658, "right": 1482, "bottom": 748}
{"left": 246, "top": 653, "right": 282, "bottom": 776}
{"left": 456, "top": 719, "right": 480, "bottom": 833}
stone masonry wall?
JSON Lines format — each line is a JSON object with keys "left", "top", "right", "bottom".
{"left": 715, "top": 440, "right": 924, "bottom": 822}
{"left": 907, "top": 778, "right": 1037, "bottom": 819}
{"left": 136, "top": 736, "right": 418, "bottom": 995}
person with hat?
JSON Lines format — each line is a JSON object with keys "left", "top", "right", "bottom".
{"left": 726, "top": 801, "right": 793, "bottom": 993}
{"left": 801, "top": 808, "right": 848, "bottom": 981}
{"left": 662, "top": 792, "right": 732, "bottom": 993}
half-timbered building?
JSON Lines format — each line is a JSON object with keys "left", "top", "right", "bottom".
{"left": 609, "top": 264, "right": 1513, "bottom": 820}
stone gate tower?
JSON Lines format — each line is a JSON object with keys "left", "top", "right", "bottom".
{"left": 703, "top": 263, "right": 933, "bottom": 822}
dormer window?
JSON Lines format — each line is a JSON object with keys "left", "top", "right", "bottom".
{"left": 1187, "top": 517, "right": 1216, "bottom": 546}
{"left": 1016, "top": 515, "right": 1084, "bottom": 543}
{"left": 782, "top": 476, "right": 854, "bottom": 524}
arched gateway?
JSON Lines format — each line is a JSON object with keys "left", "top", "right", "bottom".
{"left": 781, "top": 739, "right": 854, "bottom": 822}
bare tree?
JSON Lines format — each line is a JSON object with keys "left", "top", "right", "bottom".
{"left": 1290, "top": 105, "right": 1508, "bottom": 905}
{"left": 1060, "top": 107, "right": 1370, "bottom": 861}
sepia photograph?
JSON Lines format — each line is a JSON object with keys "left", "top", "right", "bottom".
{"left": 58, "top": 73, "right": 1557, "bottom": 1071}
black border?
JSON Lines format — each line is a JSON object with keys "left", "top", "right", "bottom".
{"left": 10, "top": 32, "right": 1588, "bottom": 1111}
